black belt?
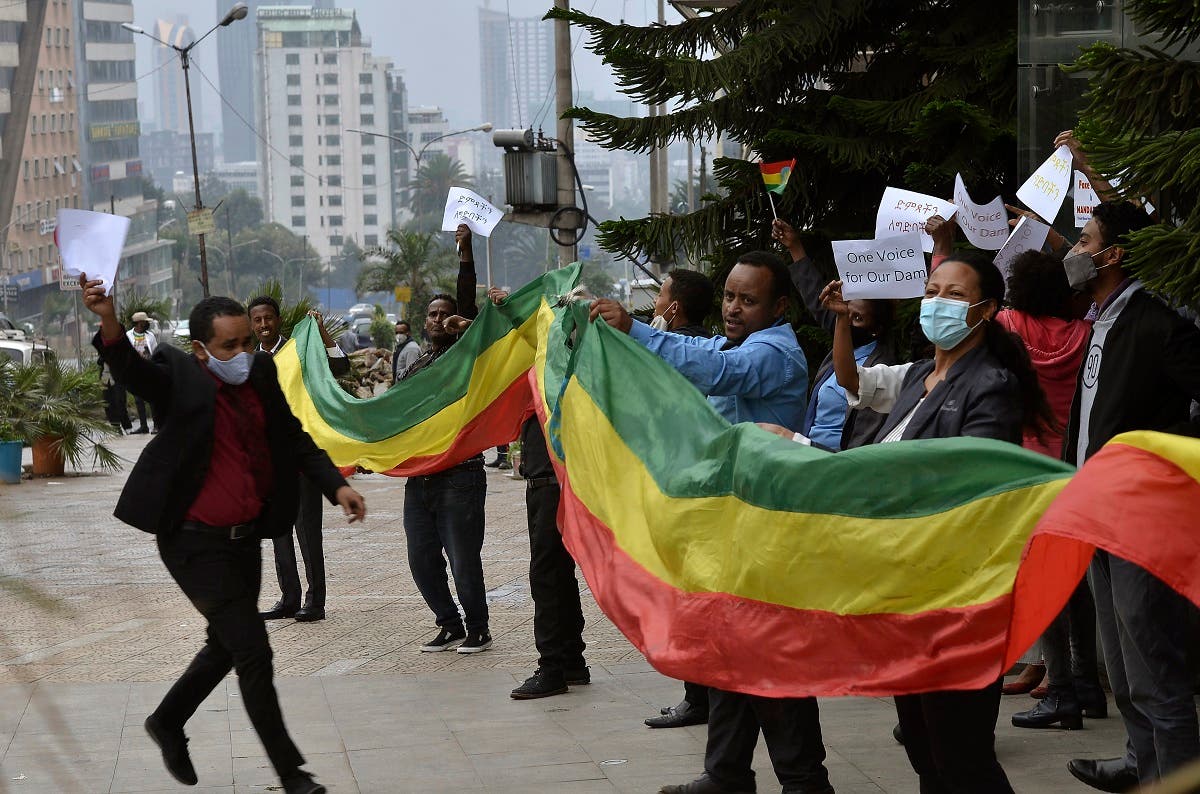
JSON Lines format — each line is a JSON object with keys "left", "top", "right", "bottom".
{"left": 526, "top": 475, "right": 557, "bottom": 489}
{"left": 179, "top": 520, "right": 256, "bottom": 540}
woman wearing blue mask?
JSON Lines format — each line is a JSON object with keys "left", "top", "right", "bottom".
{"left": 820, "top": 251, "right": 1057, "bottom": 794}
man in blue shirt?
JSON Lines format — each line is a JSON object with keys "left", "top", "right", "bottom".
{"left": 591, "top": 251, "right": 831, "bottom": 794}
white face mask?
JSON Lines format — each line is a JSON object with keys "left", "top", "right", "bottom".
{"left": 650, "top": 301, "right": 678, "bottom": 331}
{"left": 200, "top": 343, "right": 253, "bottom": 385}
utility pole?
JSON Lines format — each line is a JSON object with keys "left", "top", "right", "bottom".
{"left": 554, "top": 0, "right": 577, "bottom": 265}
{"left": 647, "top": 0, "right": 669, "bottom": 275}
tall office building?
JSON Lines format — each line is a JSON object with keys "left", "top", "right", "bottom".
{"left": 0, "top": 0, "right": 75, "bottom": 319}
{"left": 385, "top": 66, "right": 407, "bottom": 227}
{"left": 217, "top": 0, "right": 332, "bottom": 162}
{"left": 256, "top": 5, "right": 395, "bottom": 260}
{"left": 77, "top": 0, "right": 173, "bottom": 299}
{"left": 478, "top": 6, "right": 551, "bottom": 174}
{"left": 151, "top": 17, "right": 200, "bottom": 135}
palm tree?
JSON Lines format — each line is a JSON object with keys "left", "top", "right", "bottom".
{"left": 357, "top": 228, "right": 455, "bottom": 316}
{"left": 410, "top": 153, "right": 472, "bottom": 217}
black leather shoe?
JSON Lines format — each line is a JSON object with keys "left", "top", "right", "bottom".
{"left": 892, "top": 722, "right": 904, "bottom": 744}
{"left": 144, "top": 714, "right": 198, "bottom": 786}
{"left": 281, "top": 770, "right": 326, "bottom": 794}
{"left": 564, "top": 666, "right": 590, "bottom": 685}
{"left": 485, "top": 456, "right": 503, "bottom": 468}
{"left": 645, "top": 700, "right": 707, "bottom": 729}
{"left": 260, "top": 601, "right": 299, "bottom": 620}
{"left": 659, "top": 773, "right": 751, "bottom": 793}
{"left": 1012, "top": 690, "right": 1083, "bottom": 729}
{"left": 294, "top": 606, "right": 325, "bottom": 622}
{"left": 511, "top": 668, "right": 568, "bottom": 699}
{"left": 1066, "top": 758, "right": 1138, "bottom": 792}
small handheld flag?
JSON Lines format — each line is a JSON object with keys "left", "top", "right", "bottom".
{"left": 759, "top": 159, "right": 795, "bottom": 219}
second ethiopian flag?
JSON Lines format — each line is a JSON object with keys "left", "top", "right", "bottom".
{"left": 760, "top": 159, "right": 795, "bottom": 195}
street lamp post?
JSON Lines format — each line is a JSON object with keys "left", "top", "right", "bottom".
{"left": 123, "top": 3, "right": 248, "bottom": 299}
{"left": 345, "top": 123, "right": 492, "bottom": 216}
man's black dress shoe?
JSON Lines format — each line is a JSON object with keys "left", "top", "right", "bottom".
{"left": 260, "top": 601, "right": 299, "bottom": 620}
{"left": 144, "top": 714, "right": 198, "bottom": 785}
{"left": 282, "top": 770, "right": 326, "bottom": 794}
{"left": 1066, "top": 757, "right": 1138, "bottom": 792}
{"left": 1077, "top": 681, "right": 1109, "bottom": 719}
{"left": 1012, "top": 690, "right": 1083, "bottom": 729}
{"left": 294, "top": 606, "right": 325, "bottom": 622}
{"left": 645, "top": 700, "right": 707, "bottom": 729}
{"left": 659, "top": 773, "right": 752, "bottom": 793}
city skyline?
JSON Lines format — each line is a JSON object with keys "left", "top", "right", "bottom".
{"left": 132, "top": 0, "right": 668, "bottom": 144}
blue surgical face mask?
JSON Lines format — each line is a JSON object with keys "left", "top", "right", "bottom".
{"left": 920, "top": 297, "right": 987, "bottom": 351}
{"left": 199, "top": 343, "right": 253, "bottom": 385}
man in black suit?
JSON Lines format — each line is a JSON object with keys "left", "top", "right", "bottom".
{"left": 249, "top": 296, "right": 349, "bottom": 623}
{"left": 83, "top": 276, "right": 366, "bottom": 794}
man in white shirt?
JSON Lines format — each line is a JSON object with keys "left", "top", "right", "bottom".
{"left": 126, "top": 312, "right": 158, "bottom": 433}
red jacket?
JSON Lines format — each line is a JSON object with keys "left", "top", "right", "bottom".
{"left": 997, "top": 309, "right": 1091, "bottom": 458}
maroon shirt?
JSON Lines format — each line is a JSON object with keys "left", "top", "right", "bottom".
{"left": 185, "top": 363, "right": 272, "bottom": 526}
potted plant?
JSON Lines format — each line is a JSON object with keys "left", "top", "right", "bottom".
{"left": 0, "top": 358, "right": 120, "bottom": 477}
{"left": 0, "top": 417, "right": 21, "bottom": 484}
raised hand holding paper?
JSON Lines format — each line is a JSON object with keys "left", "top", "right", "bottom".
{"left": 953, "top": 174, "right": 1008, "bottom": 250}
{"left": 441, "top": 187, "right": 504, "bottom": 237}
{"left": 993, "top": 216, "right": 1050, "bottom": 280}
{"left": 1015, "top": 145, "right": 1072, "bottom": 224}
{"left": 874, "top": 187, "right": 956, "bottom": 253}
{"left": 833, "top": 231, "right": 926, "bottom": 299}
{"left": 54, "top": 209, "right": 131, "bottom": 295}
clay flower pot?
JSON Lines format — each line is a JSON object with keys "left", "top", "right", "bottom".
{"left": 31, "top": 435, "right": 65, "bottom": 477}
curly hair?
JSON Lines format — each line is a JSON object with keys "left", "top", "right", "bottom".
{"left": 1005, "top": 250, "right": 1072, "bottom": 320}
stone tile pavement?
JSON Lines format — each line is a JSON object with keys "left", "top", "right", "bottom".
{"left": 0, "top": 435, "right": 1135, "bottom": 792}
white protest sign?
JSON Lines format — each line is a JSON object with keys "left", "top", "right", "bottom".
{"left": 1073, "top": 171, "right": 1098, "bottom": 228}
{"left": 833, "top": 231, "right": 927, "bottom": 299}
{"left": 874, "top": 187, "right": 957, "bottom": 254}
{"left": 54, "top": 209, "right": 131, "bottom": 295}
{"left": 952, "top": 174, "right": 1008, "bottom": 250}
{"left": 441, "top": 187, "right": 504, "bottom": 237}
{"left": 1015, "top": 145, "right": 1072, "bottom": 224}
{"left": 992, "top": 216, "right": 1050, "bottom": 281}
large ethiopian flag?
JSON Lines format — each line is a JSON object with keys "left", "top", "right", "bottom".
{"left": 277, "top": 265, "right": 1200, "bottom": 697}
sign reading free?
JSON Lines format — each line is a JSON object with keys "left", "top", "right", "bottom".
{"left": 832, "top": 231, "right": 927, "bottom": 299}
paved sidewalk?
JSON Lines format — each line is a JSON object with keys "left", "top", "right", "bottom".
{"left": 0, "top": 435, "right": 1134, "bottom": 792}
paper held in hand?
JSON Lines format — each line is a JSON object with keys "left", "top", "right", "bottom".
{"left": 441, "top": 187, "right": 504, "bottom": 237}
{"left": 833, "top": 231, "right": 927, "bottom": 300}
{"left": 1015, "top": 145, "right": 1072, "bottom": 225}
{"left": 54, "top": 209, "right": 131, "bottom": 296}
{"left": 953, "top": 174, "right": 1008, "bottom": 250}
{"left": 1073, "top": 171, "right": 1099, "bottom": 229}
{"left": 993, "top": 216, "right": 1051, "bottom": 280}
{"left": 874, "top": 187, "right": 956, "bottom": 254}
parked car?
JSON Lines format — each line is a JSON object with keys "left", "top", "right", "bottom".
{"left": 173, "top": 320, "right": 190, "bottom": 339}
{"left": 348, "top": 303, "right": 374, "bottom": 318}
{"left": 0, "top": 329, "right": 56, "bottom": 366}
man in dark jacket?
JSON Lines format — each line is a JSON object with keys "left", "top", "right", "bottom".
{"left": 248, "top": 295, "right": 349, "bottom": 623}
{"left": 1062, "top": 202, "right": 1200, "bottom": 791}
{"left": 82, "top": 276, "right": 365, "bottom": 794}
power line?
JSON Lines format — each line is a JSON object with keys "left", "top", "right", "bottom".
{"left": 505, "top": 0, "right": 523, "bottom": 128}
{"left": 531, "top": 0, "right": 598, "bottom": 131}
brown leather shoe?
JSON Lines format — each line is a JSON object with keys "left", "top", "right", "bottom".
{"left": 1002, "top": 663, "right": 1045, "bottom": 695}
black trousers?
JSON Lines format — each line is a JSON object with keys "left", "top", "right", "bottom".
{"left": 705, "top": 688, "right": 829, "bottom": 792}
{"left": 103, "top": 383, "right": 131, "bottom": 430}
{"left": 527, "top": 481, "right": 585, "bottom": 671}
{"left": 683, "top": 680, "right": 710, "bottom": 710}
{"left": 270, "top": 476, "right": 326, "bottom": 610}
{"left": 153, "top": 530, "right": 304, "bottom": 779}
{"left": 1042, "top": 578, "right": 1101, "bottom": 697}
{"left": 894, "top": 679, "right": 1012, "bottom": 794}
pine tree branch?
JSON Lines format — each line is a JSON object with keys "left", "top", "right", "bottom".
{"left": 1124, "top": 0, "right": 1200, "bottom": 49}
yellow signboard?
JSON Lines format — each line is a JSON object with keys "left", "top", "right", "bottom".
{"left": 88, "top": 121, "right": 140, "bottom": 141}
{"left": 187, "top": 208, "right": 215, "bottom": 236}
{"left": 394, "top": 286, "right": 412, "bottom": 303}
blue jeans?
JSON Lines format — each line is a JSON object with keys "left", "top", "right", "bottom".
{"left": 403, "top": 466, "right": 489, "bottom": 632}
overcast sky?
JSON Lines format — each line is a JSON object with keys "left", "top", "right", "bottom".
{"left": 133, "top": 0, "right": 678, "bottom": 135}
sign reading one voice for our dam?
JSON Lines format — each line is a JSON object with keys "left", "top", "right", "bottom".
{"left": 833, "top": 231, "right": 927, "bottom": 299}
{"left": 953, "top": 173, "right": 1008, "bottom": 250}
{"left": 875, "top": 187, "right": 957, "bottom": 254}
